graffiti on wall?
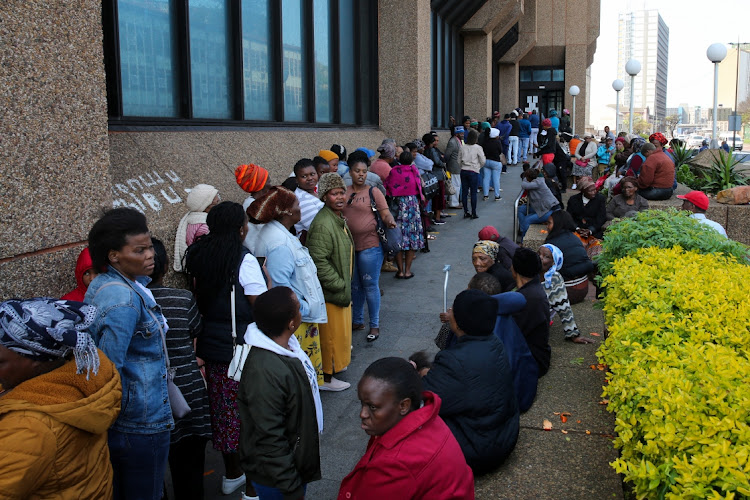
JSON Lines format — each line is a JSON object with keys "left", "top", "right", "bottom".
{"left": 111, "top": 170, "right": 185, "bottom": 212}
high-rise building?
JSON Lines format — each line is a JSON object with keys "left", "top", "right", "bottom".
{"left": 718, "top": 46, "right": 750, "bottom": 110}
{"left": 617, "top": 9, "right": 669, "bottom": 127}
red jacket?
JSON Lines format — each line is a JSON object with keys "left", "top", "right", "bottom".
{"left": 337, "top": 392, "right": 474, "bottom": 500}
{"left": 637, "top": 150, "right": 674, "bottom": 189}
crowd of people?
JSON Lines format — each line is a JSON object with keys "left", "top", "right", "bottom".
{"left": 0, "top": 107, "right": 731, "bottom": 500}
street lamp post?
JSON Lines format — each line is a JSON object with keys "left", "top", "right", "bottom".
{"left": 707, "top": 43, "right": 727, "bottom": 149}
{"left": 612, "top": 79, "right": 625, "bottom": 135}
{"left": 625, "top": 59, "right": 641, "bottom": 135}
{"left": 569, "top": 85, "right": 580, "bottom": 135}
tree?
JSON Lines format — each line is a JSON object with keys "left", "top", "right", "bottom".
{"left": 663, "top": 114, "right": 680, "bottom": 138}
{"left": 622, "top": 116, "right": 652, "bottom": 137}
{"left": 738, "top": 99, "right": 750, "bottom": 126}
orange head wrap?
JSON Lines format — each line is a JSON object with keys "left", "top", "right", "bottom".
{"left": 235, "top": 164, "right": 269, "bottom": 193}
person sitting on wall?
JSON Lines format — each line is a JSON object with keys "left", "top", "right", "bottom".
{"left": 677, "top": 190, "right": 727, "bottom": 238}
{"left": 566, "top": 177, "right": 607, "bottom": 239}
{"left": 544, "top": 210, "right": 594, "bottom": 305}
{"left": 637, "top": 140, "right": 675, "bottom": 201}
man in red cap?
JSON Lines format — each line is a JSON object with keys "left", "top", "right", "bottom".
{"left": 677, "top": 191, "right": 727, "bottom": 237}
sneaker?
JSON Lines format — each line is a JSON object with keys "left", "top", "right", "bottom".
{"left": 320, "top": 377, "right": 350, "bottom": 392}
{"left": 483, "top": 196, "right": 489, "bottom": 201}
{"left": 571, "top": 183, "right": 577, "bottom": 190}
{"left": 222, "top": 475, "right": 246, "bottom": 495}
{"left": 489, "top": 187, "right": 494, "bottom": 191}
{"left": 502, "top": 171, "right": 508, "bottom": 174}
{"left": 381, "top": 261, "right": 398, "bottom": 272}
{"left": 432, "top": 219, "right": 446, "bottom": 225}
{"left": 241, "top": 494, "right": 260, "bottom": 500}
{"left": 464, "top": 212, "right": 471, "bottom": 219}
{"left": 494, "top": 196, "right": 502, "bottom": 201}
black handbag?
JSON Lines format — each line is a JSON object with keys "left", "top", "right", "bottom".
{"left": 370, "top": 187, "right": 401, "bottom": 254}
{"left": 420, "top": 171, "right": 439, "bottom": 199}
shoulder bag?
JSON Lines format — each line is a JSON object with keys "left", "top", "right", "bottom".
{"left": 227, "top": 285, "right": 252, "bottom": 382}
{"left": 420, "top": 171, "right": 439, "bottom": 199}
{"left": 369, "top": 187, "right": 402, "bottom": 254}
{"left": 444, "top": 171, "right": 456, "bottom": 195}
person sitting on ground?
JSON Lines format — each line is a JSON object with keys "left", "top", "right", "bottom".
{"left": 566, "top": 176, "right": 607, "bottom": 239}
{"left": 544, "top": 210, "right": 594, "bottom": 304}
{"left": 605, "top": 176, "right": 649, "bottom": 227}
{"left": 517, "top": 167, "right": 561, "bottom": 237}
{"left": 537, "top": 244, "right": 595, "bottom": 344}
{"left": 510, "top": 248, "right": 552, "bottom": 376}
{"left": 293, "top": 158, "right": 324, "bottom": 244}
{"left": 235, "top": 163, "right": 271, "bottom": 254}
{"left": 637, "top": 141, "right": 675, "bottom": 200}
{"left": 421, "top": 289, "right": 520, "bottom": 475}
{"left": 338, "top": 357, "right": 475, "bottom": 499}
{"left": 471, "top": 240, "right": 515, "bottom": 292}
{"left": 174, "top": 184, "right": 220, "bottom": 271}
{"left": 61, "top": 247, "right": 98, "bottom": 301}
{"left": 478, "top": 225, "right": 518, "bottom": 270}
{"left": 239, "top": 287, "right": 323, "bottom": 499}
{"left": 0, "top": 298, "right": 121, "bottom": 499}
{"left": 677, "top": 190, "right": 728, "bottom": 237}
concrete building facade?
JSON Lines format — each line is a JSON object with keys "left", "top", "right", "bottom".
{"left": 1, "top": 0, "right": 600, "bottom": 299}
{"left": 718, "top": 46, "right": 750, "bottom": 111}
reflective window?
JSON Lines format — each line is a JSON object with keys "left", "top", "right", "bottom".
{"left": 313, "top": 0, "right": 332, "bottom": 122}
{"left": 532, "top": 69, "right": 551, "bottom": 81}
{"left": 282, "top": 0, "right": 306, "bottom": 121}
{"left": 552, "top": 69, "right": 565, "bottom": 81}
{"left": 520, "top": 70, "right": 532, "bottom": 82}
{"left": 118, "top": 0, "right": 179, "bottom": 117}
{"left": 242, "top": 0, "right": 273, "bottom": 120}
{"left": 339, "top": 0, "right": 356, "bottom": 124}
{"left": 189, "top": 0, "right": 233, "bottom": 119}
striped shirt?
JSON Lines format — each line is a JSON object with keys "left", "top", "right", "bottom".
{"left": 149, "top": 285, "right": 212, "bottom": 443}
{"left": 294, "top": 188, "right": 324, "bottom": 236}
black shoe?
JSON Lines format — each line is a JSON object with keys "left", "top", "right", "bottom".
{"left": 464, "top": 212, "right": 471, "bottom": 219}
{"left": 432, "top": 219, "right": 446, "bottom": 225}
{"left": 471, "top": 213, "right": 479, "bottom": 219}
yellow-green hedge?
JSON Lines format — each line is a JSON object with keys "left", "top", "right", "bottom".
{"left": 598, "top": 246, "right": 750, "bottom": 499}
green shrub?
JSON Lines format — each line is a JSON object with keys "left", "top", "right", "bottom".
{"left": 598, "top": 247, "right": 750, "bottom": 498}
{"left": 597, "top": 208, "right": 749, "bottom": 279}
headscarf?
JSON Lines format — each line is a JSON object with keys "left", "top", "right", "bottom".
{"left": 549, "top": 109, "right": 558, "bottom": 117}
{"left": 412, "top": 139, "right": 425, "bottom": 150}
{"left": 472, "top": 240, "right": 500, "bottom": 262}
{"left": 615, "top": 137, "right": 626, "bottom": 145}
{"left": 480, "top": 121, "right": 491, "bottom": 131}
{"left": 577, "top": 176, "right": 595, "bottom": 193}
{"left": 247, "top": 186, "right": 297, "bottom": 224}
{"left": 649, "top": 132, "right": 668, "bottom": 146}
{"left": 542, "top": 118, "right": 552, "bottom": 128}
{"left": 174, "top": 184, "right": 218, "bottom": 272}
{"left": 489, "top": 128, "right": 500, "bottom": 139}
{"left": 0, "top": 298, "right": 100, "bottom": 378}
{"left": 630, "top": 137, "right": 646, "bottom": 153}
{"left": 540, "top": 244, "right": 563, "bottom": 289}
{"left": 355, "top": 147, "right": 376, "bottom": 159}
{"left": 318, "top": 172, "right": 346, "bottom": 200}
{"left": 235, "top": 164, "right": 269, "bottom": 193}
{"left": 318, "top": 150, "right": 339, "bottom": 163}
{"left": 377, "top": 141, "right": 396, "bottom": 158}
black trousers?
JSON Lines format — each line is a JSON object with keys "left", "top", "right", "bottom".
{"left": 168, "top": 435, "right": 208, "bottom": 500}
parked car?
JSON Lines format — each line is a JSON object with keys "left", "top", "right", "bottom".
{"left": 720, "top": 135, "right": 743, "bottom": 151}
{"left": 688, "top": 135, "right": 704, "bottom": 148}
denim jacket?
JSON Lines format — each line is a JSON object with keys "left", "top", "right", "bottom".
{"left": 85, "top": 267, "right": 173, "bottom": 434}
{"left": 255, "top": 220, "right": 328, "bottom": 324}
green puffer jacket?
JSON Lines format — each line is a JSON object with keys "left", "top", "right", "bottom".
{"left": 237, "top": 347, "right": 321, "bottom": 499}
{"left": 306, "top": 206, "right": 354, "bottom": 307}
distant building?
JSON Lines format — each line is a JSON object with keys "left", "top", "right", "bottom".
{"left": 718, "top": 46, "right": 750, "bottom": 109}
{"left": 617, "top": 9, "right": 669, "bottom": 128}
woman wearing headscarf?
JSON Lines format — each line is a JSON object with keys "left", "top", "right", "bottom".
{"left": 85, "top": 207, "right": 172, "bottom": 499}
{"left": 572, "top": 134, "right": 597, "bottom": 189}
{"left": 566, "top": 176, "right": 607, "bottom": 239}
{"left": 306, "top": 173, "right": 355, "bottom": 392}
{"left": 61, "top": 247, "right": 98, "bottom": 301}
{"left": 471, "top": 240, "right": 515, "bottom": 292}
{"left": 235, "top": 164, "right": 271, "bottom": 254}
{"left": 249, "top": 186, "right": 326, "bottom": 386}
{"left": 0, "top": 298, "right": 121, "bottom": 498}
{"left": 537, "top": 245, "right": 594, "bottom": 344}
{"left": 174, "top": 183, "right": 220, "bottom": 272}
{"left": 385, "top": 151, "right": 425, "bottom": 278}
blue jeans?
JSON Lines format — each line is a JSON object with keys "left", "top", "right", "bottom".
{"left": 518, "top": 205, "right": 559, "bottom": 235}
{"left": 483, "top": 160, "right": 502, "bottom": 198}
{"left": 460, "top": 170, "right": 479, "bottom": 215}
{"left": 519, "top": 137, "right": 530, "bottom": 161}
{"left": 109, "top": 429, "right": 170, "bottom": 500}
{"left": 252, "top": 482, "right": 307, "bottom": 500}
{"left": 508, "top": 136, "right": 519, "bottom": 163}
{"left": 351, "top": 245, "right": 384, "bottom": 328}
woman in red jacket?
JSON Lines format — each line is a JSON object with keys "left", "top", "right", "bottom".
{"left": 338, "top": 357, "right": 474, "bottom": 500}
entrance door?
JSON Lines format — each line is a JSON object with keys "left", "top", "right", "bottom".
{"left": 520, "top": 90, "right": 563, "bottom": 120}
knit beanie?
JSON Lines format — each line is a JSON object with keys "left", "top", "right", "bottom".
{"left": 186, "top": 184, "right": 218, "bottom": 212}
{"left": 318, "top": 150, "right": 339, "bottom": 163}
{"left": 317, "top": 172, "right": 346, "bottom": 199}
{"left": 512, "top": 247, "right": 542, "bottom": 279}
{"left": 452, "top": 289, "right": 498, "bottom": 336}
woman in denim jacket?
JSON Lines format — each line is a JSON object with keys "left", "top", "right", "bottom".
{"left": 249, "top": 186, "right": 327, "bottom": 386}
{"left": 85, "top": 207, "right": 172, "bottom": 500}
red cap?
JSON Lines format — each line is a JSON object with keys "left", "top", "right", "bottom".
{"left": 478, "top": 226, "right": 500, "bottom": 241}
{"left": 677, "top": 191, "right": 709, "bottom": 211}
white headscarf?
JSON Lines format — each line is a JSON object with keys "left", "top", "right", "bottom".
{"left": 173, "top": 184, "right": 218, "bottom": 272}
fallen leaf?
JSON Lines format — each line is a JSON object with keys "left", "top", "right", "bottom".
{"left": 577, "top": 420, "right": 582, "bottom": 424}
{"left": 597, "top": 364, "right": 607, "bottom": 371}
{"left": 590, "top": 332, "right": 601, "bottom": 337}
{"left": 540, "top": 229, "right": 548, "bottom": 234}
{"left": 599, "top": 399, "right": 610, "bottom": 405}
{"left": 565, "top": 436, "right": 571, "bottom": 441}
{"left": 589, "top": 364, "right": 598, "bottom": 370}
{"left": 561, "top": 412, "right": 571, "bottom": 416}
{"left": 553, "top": 412, "right": 560, "bottom": 415}
{"left": 543, "top": 419, "right": 553, "bottom": 431}
{"left": 560, "top": 415, "right": 568, "bottom": 423}
{"left": 570, "top": 357, "right": 584, "bottom": 365}
{"left": 585, "top": 430, "right": 591, "bottom": 435}
{"left": 561, "top": 430, "right": 569, "bottom": 434}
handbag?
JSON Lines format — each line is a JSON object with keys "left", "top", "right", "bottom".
{"left": 227, "top": 285, "right": 252, "bottom": 382}
{"left": 420, "top": 171, "right": 439, "bottom": 199}
{"left": 369, "top": 187, "right": 402, "bottom": 254}
{"left": 575, "top": 158, "right": 589, "bottom": 168}
{"left": 444, "top": 172, "right": 456, "bottom": 195}
{"left": 148, "top": 308, "right": 191, "bottom": 419}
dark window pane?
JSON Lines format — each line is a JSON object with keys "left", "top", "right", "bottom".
{"left": 282, "top": 0, "right": 306, "bottom": 121}
{"left": 242, "top": 0, "right": 272, "bottom": 120}
{"left": 339, "top": 0, "right": 355, "bottom": 124}
{"left": 314, "top": 0, "right": 332, "bottom": 122}
{"left": 357, "top": 0, "right": 376, "bottom": 125}
{"left": 520, "top": 69, "right": 532, "bottom": 82}
{"left": 118, "top": 0, "right": 178, "bottom": 117}
{"left": 189, "top": 0, "right": 233, "bottom": 119}
{"left": 532, "top": 69, "right": 551, "bottom": 81}
{"left": 552, "top": 69, "right": 565, "bottom": 81}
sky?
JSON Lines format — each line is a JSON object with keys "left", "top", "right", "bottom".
{"left": 588, "top": 0, "right": 748, "bottom": 128}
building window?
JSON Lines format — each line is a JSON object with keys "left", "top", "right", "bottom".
{"left": 103, "top": 0, "right": 377, "bottom": 126}
{"left": 431, "top": 11, "right": 463, "bottom": 129}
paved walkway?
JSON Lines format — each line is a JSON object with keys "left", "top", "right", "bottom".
{"left": 194, "top": 165, "right": 623, "bottom": 499}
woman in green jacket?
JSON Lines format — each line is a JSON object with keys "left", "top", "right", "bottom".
{"left": 306, "top": 173, "right": 355, "bottom": 392}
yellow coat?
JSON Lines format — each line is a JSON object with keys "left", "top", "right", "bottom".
{"left": 0, "top": 350, "right": 121, "bottom": 499}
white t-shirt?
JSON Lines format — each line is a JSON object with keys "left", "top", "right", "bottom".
{"left": 294, "top": 188, "right": 324, "bottom": 236}
{"left": 239, "top": 253, "right": 268, "bottom": 296}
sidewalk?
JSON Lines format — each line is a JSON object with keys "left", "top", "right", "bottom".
{"left": 198, "top": 164, "right": 623, "bottom": 499}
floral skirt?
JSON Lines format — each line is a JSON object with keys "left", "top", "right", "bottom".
{"left": 396, "top": 195, "right": 425, "bottom": 251}
{"left": 204, "top": 362, "right": 240, "bottom": 453}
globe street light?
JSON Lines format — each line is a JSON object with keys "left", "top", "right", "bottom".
{"left": 707, "top": 43, "right": 728, "bottom": 148}
{"left": 569, "top": 85, "right": 580, "bottom": 135}
{"left": 625, "top": 59, "right": 641, "bottom": 135}
{"left": 612, "top": 79, "right": 625, "bottom": 135}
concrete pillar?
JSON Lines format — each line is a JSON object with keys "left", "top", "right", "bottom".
{"left": 463, "top": 33, "right": 493, "bottom": 121}
{"left": 565, "top": 45, "right": 588, "bottom": 133}
{"left": 378, "top": 0, "right": 432, "bottom": 142}
{"left": 498, "top": 63, "right": 520, "bottom": 113}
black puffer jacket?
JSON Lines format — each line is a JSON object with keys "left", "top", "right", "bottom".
{"left": 422, "top": 334, "right": 520, "bottom": 475}
{"left": 545, "top": 231, "right": 594, "bottom": 280}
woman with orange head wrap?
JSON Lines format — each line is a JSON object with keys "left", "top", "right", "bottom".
{"left": 235, "top": 164, "right": 270, "bottom": 254}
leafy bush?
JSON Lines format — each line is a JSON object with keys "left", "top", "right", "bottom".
{"left": 698, "top": 150, "right": 749, "bottom": 193}
{"left": 598, "top": 247, "right": 750, "bottom": 498}
{"left": 597, "top": 208, "right": 749, "bottom": 278}
{"left": 676, "top": 163, "right": 701, "bottom": 190}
